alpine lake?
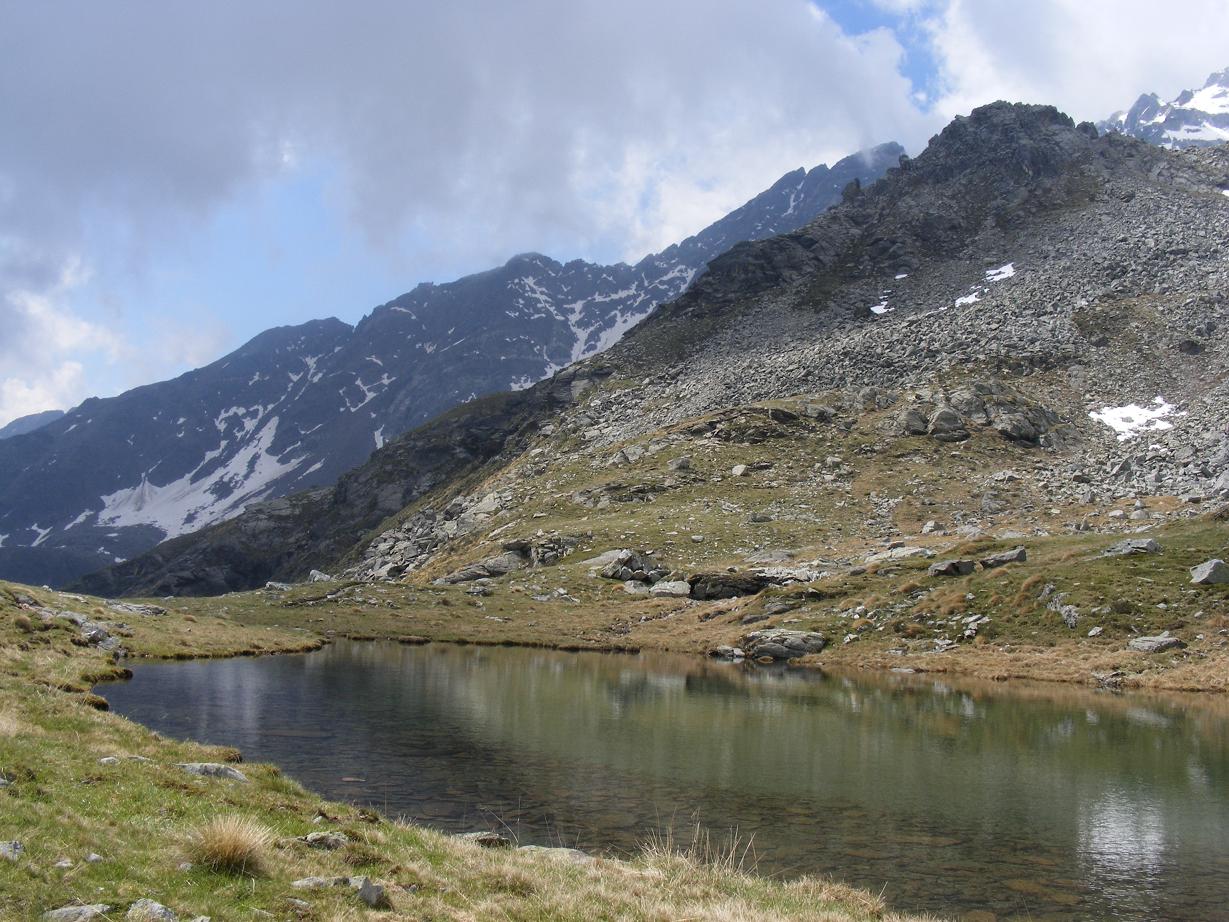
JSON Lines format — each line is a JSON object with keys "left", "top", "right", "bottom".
{"left": 98, "top": 640, "right": 1229, "bottom": 921}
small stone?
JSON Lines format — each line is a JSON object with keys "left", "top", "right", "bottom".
{"left": 690, "top": 534, "right": 704, "bottom": 543}
{"left": 126, "top": 899, "right": 178, "bottom": 921}
{"left": 301, "top": 831, "right": 349, "bottom": 850}
{"left": 517, "top": 844, "right": 595, "bottom": 864}
{"left": 731, "top": 464, "right": 749, "bottom": 477}
{"left": 286, "top": 899, "right": 311, "bottom": 911}
{"left": 176, "top": 763, "right": 248, "bottom": 782}
{"left": 42, "top": 906, "right": 112, "bottom": 922}
{"left": 667, "top": 456, "right": 691, "bottom": 471}
{"left": 177, "top": 862, "right": 193, "bottom": 871}
{"left": 0, "top": 840, "right": 23, "bottom": 862}
{"left": 98, "top": 756, "right": 120, "bottom": 765}
{"left": 350, "top": 876, "right": 389, "bottom": 909}
{"left": 54, "top": 858, "right": 73, "bottom": 869}
{"left": 457, "top": 831, "right": 512, "bottom": 848}
{"left": 1190, "top": 559, "right": 1229, "bottom": 586}
{"left": 291, "top": 876, "right": 348, "bottom": 890}
{"left": 1087, "top": 626, "right": 1103, "bottom": 637}
{"left": 86, "top": 853, "right": 104, "bottom": 863}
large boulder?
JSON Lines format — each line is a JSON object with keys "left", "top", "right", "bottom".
{"left": 440, "top": 551, "right": 527, "bottom": 583}
{"left": 928, "top": 559, "right": 976, "bottom": 577}
{"left": 1103, "top": 538, "right": 1161, "bottom": 557}
{"left": 743, "top": 629, "right": 827, "bottom": 660}
{"left": 1128, "top": 632, "right": 1186, "bottom": 654}
{"left": 688, "top": 572, "right": 770, "bottom": 600}
{"left": 980, "top": 546, "right": 1027, "bottom": 568}
{"left": 1190, "top": 559, "right": 1229, "bottom": 585}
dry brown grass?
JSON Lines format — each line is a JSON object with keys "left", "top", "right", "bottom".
{"left": 13, "top": 613, "right": 32, "bottom": 633}
{"left": 188, "top": 815, "right": 275, "bottom": 875}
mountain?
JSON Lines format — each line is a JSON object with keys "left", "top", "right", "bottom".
{"left": 0, "top": 410, "right": 64, "bottom": 440}
{"left": 76, "top": 104, "right": 1229, "bottom": 599}
{"left": 0, "top": 143, "right": 903, "bottom": 588}
{"left": 1099, "top": 67, "right": 1229, "bottom": 148}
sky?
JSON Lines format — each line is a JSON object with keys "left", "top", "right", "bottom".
{"left": 1, "top": 0, "right": 1228, "bottom": 427}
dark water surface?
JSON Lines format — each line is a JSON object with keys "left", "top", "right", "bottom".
{"left": 99, "top": 641, "right": 1229, "bottom": 920}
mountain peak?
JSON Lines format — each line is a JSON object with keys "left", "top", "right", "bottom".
{"left": 1099, "top": 66, "right": 1229, "bottom": 148}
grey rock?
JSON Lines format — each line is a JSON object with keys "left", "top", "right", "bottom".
{"left": 301, "top": 831, "right": 349, "bottom": 850}
{"left": 667, "top": 455, "right": 691, "bottom": 471}
{"left": 865, "top": 546, "right": 931, "bottom": 564}
{"left": 1, "top": 840, "right": 24, "bottom": 861}
{"left": 126, "top": 899, "right": 178, "bottom": 921}
{"left": 1128, "top": 632, "right": 1186, "bottom": 654}
{"left": 517, "top": 844, "right": 595, "bottom": 864}
{"left": 441, "top": 551, "right": 526, "bottom": 583}
{"left": 688, "top": 572, "right": 769, "bottom": 600}
{"left": 349, "top": 876, "right": 389, "bottom": 909}
{"left": 743, "top": 628, "right": 827, "bottom": 660}
{"left": 1190, "top": 559, "right": 1229, "bottom": 585}
{"left": 928, "top": 559, "right": 976, "bottom": 577}
{"left": 176, "top": 762, "right": 248, "bottom": 782}
{"left": 649, "top": 580, "right": 692, "bottom": 598}
{"left": 264, "top": 581, "right": 291, "bottom": 591}
{"left": 290, "top": 876, "right": 349, "bottom": 890}
{"left": 1103, "top": 538, "right": 1162, "bottom": 557}
{"left": 308, "top": 569, "right": 334, "bottom": 582}
{"left": 42, "top": 907, "right": 112, "bottom": 922}
{"left": 731, "top": 464, "right": 749, "bottom": 477}
{"left": 980, "top": 546, "right": 1028, "bottom": 568}
{"left": 709, "top": 645, "right": 745, "bottom": 660}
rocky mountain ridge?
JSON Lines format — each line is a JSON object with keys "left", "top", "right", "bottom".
{"left": 0, "top": 144, "right": 901, "bottom": 588}
{"left": 76, "top": 103, "right": 1229, "bottom": 598}
{"left": 1100, "top": 67, "right": 1229, "bottom": 148}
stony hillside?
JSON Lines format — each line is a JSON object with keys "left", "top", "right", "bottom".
{"left": 0, "top": 145, "right": 900, "bottom": 588}
{"left": 1100, "top": 66, "right": 1229, "bottom": 148}
{"left": 78, "top": 102, "right": 1229, "bottom": 647}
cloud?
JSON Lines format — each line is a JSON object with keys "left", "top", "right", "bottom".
{"left": 923, "top": 0, "right": 1229, "bottom": 121}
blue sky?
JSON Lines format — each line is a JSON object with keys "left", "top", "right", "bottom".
{"left": 2, "top": 0, "right": 1227, "bottom": 427}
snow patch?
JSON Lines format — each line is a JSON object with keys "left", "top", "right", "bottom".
{"left": 1089, "top": 398, "right": 1181, "bottom": 441}
{"left": 955, "top": 291, "right": 982, "bottom": 307}
{"left": 985, "top": 263, "right": 1016, "bottom": 282}
{"left": 98, "top": 417, "right": 308, "bottom": 538}
{"left": 30, "top": 524, "right": 51, "bottom": 547}
{"left": 894, "top": 273, "right": 909, "bottom": 280}
{"left": 374, "top": 426, "right": 385, "bottom": 449}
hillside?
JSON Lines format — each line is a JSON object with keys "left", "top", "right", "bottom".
{"left": 80, "top": 104, "right": 1229, "bottom": 619}
{"left": 0, "top": 144, "right": 901, "bottom": 588}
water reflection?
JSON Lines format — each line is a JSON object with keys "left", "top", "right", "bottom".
{"left": 99, "top": 641, "right": 1229, "bottom": 921}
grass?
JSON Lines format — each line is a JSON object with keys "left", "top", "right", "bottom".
{"left": 0, "top": 580, "right": 931, "bottom": 921}
{"left": 188, "top": 815, "right": 274, "bottom": 875}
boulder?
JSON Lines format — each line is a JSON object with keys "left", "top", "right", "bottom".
{"left": 517, "top": 845, "right": 595, "bottom": 864}
{"left": 899, "top": 406, "right": 929, "bottom": 436}
{"left": 176, "top": 763, "right": 248, "bottom": 783}
{"left": 709, "top": 646, "right": 745, "bottom": 660}
{"left": 742, "top": 628, "right": 827, "bottom": 660}
{"left": 42, "top": 907, "right": 112, "bottom": 922}
{"left": 928, "top": 559, "right": 976, "bottom": 577}
{"left": 649, "top": 580, "right": 692, "bottom": 598}
{"left": 301, "top": 831, "right": 349, "bottom": 850}
{"left": 1128, "top": 632, "right": 1186, "bottom": 654}
{"left": 126, "top": 900, "right": 178, "bottom": 921}
{"left": 0, "top": 840, "right": 23, "bottom": 861}
{"left": 731, "top": 464, "right": 749, "bottom": 477}
{"left": 308, "top": 570, "right": 334, "bottom": 582}
{"left": 1103, "top": 538, "right": 1162, "bottom": 557}
{"left": 667, "top": 456, "right": 691, "bottom": 471}
{"left": 865, "top": 546, "right": 931, "bottom": 564}
{"left": 979, "top": 546, "right": 1027, "bottom": 568}
{"left": 441, "top": 551, "right": 526, "bottom": 583}
{"left": 928, "top": 407, "right": 969, "bottom": 442}
{"left": 1190, "top": 559, "right": 1229, "bottom": 585}
{"left": 688, "top": 572, "right": 769, "bottom": 600}
{"left": 599, "top": 550, "right": 668, "bottom": 583}
{"left": 291, "top": 877, "right": 348, "bottom": 891}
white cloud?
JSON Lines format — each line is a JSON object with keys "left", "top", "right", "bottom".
{"left": 923, "top": 0, "right": 1229, "bottom": 121}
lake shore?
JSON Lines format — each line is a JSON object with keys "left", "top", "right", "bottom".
{"left": 0, "top": 579, "right": 931, "bottom": 922}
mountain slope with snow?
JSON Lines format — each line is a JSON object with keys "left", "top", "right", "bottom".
{"left": 0, "top": 143, "right": 902, "bottom": 587}
{"left": 1100, "top": 67, "right": 1229, "bottom": 148}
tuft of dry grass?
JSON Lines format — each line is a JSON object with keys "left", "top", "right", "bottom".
{"left": 188, "top": 815, "right": 275, "bottom": 875}
{"left": 13, "top": 613, "right": 33, "bottom": 633}
{"left": 642, "top": 822, "right": 758, "bottom": 876}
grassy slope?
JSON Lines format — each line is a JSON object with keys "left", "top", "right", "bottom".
{"left": 0, "top": 583, "right": 928, "bottom": 922}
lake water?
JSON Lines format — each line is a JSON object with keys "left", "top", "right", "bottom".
{"left": 98, "top": 640, "right": 1229, "bottom": 920}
